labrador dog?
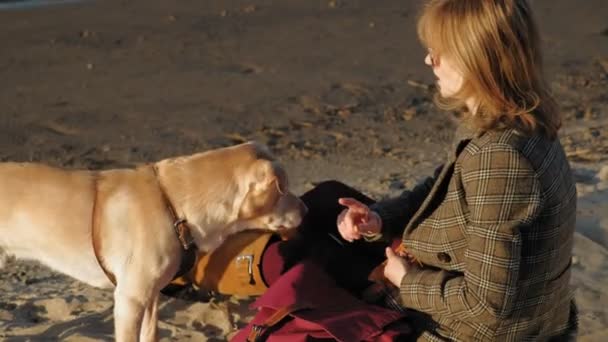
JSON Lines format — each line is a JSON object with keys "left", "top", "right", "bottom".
{"left": 0, "top": 141, "right": 307, "bottom": 341}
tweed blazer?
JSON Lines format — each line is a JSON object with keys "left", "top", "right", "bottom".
{"left": 371, "top": 125, "right": 577, "bottom": 341}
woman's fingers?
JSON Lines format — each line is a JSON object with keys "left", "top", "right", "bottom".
{"left": 336, "top": 208, "right": 362, "bottom": 242}
{"left": 336, "top": 198, "right": 372, "bottom": 242}
{"left": 338, "top": 197, "right": 369, "bottom": 214}
{"left": 337, "top": 209, "right": 354, "bottom": 241}
{"left": 384, "top": 247, "right": 409, "bottom": 287}
{"left": 357, "top": 211, "right": 381, "bottom": 235}
{"left": 344, "top": 213, "right": 361, "bottom": 241}
{"left": 358, "top": 220, "right": 375, "bottom": 231}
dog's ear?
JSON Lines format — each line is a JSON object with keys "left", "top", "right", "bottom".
{"left": 238, "top": 159, "right": 285, "bottom": 219}
{"left": 252, "top": 159, "right": 287, "bottom": 195}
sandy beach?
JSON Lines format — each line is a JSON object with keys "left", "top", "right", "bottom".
{"left": 0, "top": 0, "right": 607, "bottom": 340}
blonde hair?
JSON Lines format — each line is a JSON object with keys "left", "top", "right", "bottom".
{"left": 417, "top": 0, "right": 560, "bottom": 139}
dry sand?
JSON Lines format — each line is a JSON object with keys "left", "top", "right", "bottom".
{"left": 0, "top": 0, "right": 607, "bottom": 340}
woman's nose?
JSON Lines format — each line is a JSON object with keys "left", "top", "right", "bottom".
{"left": 424, "top": 53, "right": 433, "bottom": 66}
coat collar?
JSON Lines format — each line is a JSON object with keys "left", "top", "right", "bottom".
{"left": 450, "top": 117, "right": 481, "bottom": 158}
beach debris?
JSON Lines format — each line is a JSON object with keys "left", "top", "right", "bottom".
{"left": 291, "top": 120, "right": 314, "bottom": 129}
{"left": 572, "top": 167, "right": 597, "bottom": 184}
{"left": 583, "top": 107, "right": 595, "bottom": 121}
{"left": 52, "top": 100, "right": 70, "bottom": 107}
{"left": 86, "top": 63, "right": 94, "bottom": 70}
{"left": 387, "top": 147, "right": 408, "bottom": 157}
{"left": 41, "top": 121, "right": 81, "bottom": 136}
{"left": 339, "top": 81, "right": 372, "bottom": 98}
{"left": 325, "top": 130, "right": 347, "bottom": 141}
{"left": 598, "top": 58, "right": 608, "bottom": 75}
{"left": 379, "top": 173, "right": 408, "bottom": 191}
{"left": 576, "top": 182, "right": 598, "bottom": 196}
{"left": 298, "top": 95, "right": 324, "bottom": 114}
{"left": 597, "top": 165, "right": 608, "bottom": 182}
{"left": 242, "top": 5, "right": 256, "bottom": 13}
{"left": 260, "top": 126, "right": 286, "bottom": 138}
{"left": 369, "top": 21, "right": 376, "bottom": 28}
{"left": 566, "top": 145, "right": 608, "bottom": 163}
{"left": 300, "top": 149, "right": 312, "bottom": 158}
{"left": 304, "top": 181, "right": 318, "bottom": 190}
{"left": 389, "top": 180, "right": 405, "bottom": 190}
{"left": 224, "top": 133, "right": 248, "bottom": 144}
{"left": 324, "top": 103, "right": 357, "bottom": 118}
{"left": 407, "top": 79, "right": 432, "bottom": 91}
{"left": 238, "top": 63, "right": 263, "bottom": 74}
{"left": 402, "top": 108, "right": 416, "bottom": 121}
{"left": 596, "top": 181, "right": 608, "bottom": 192}
{"left": 337, "top": 107, "right": 351, "bottom": 118}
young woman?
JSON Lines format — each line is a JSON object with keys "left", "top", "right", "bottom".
{"left": 242, "top": 0, "right": 577, "bottom": 341}
{"left": 334, "top": 0, "right": 578, "bottom": 340}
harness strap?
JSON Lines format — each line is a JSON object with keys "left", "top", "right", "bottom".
{"left": 152, "top": 165, "right": 197, "bottom": 279}
{"left": 91, "top": 167, "right": 198, "bottom": 287}
{"left": 152, "top": 165, "right": 195, "bottom": 250}
{"left": 91, "top": 174, "right": 117, "bottom": 285}
{"left": 246, "top": 304, "right": 310, "bottom": 342}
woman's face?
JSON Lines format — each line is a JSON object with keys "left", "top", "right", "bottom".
{"left": 425, "top": 50, "right": 464, "bottom": 98}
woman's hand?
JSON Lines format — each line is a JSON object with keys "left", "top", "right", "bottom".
{"left": 384, "top": 247, "right": 411, "bottom": 287}
{"left": 336, "top": 197, "right": 382, "bottom": 242}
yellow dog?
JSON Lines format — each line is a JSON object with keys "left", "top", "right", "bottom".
{"left": 0, "top": 141, "right": 307, "bottom": 342}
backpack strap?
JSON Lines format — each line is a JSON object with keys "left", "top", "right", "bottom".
{"left": 246, "top": 303, "right": 310, "bottom": 342}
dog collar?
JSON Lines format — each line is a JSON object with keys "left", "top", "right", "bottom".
{"left": 152, "top": 165, "right": 195, "bottom": 250}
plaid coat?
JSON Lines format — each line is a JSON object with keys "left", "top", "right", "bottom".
{"left": 371, "top": 125, "right": 577, "bottom": 341}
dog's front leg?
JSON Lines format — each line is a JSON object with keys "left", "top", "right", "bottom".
{"left": 113, "top": 285, "right": 148, "bottom": 342}
{"left": 139, "top": 293, "right": 159, "bottom": 342}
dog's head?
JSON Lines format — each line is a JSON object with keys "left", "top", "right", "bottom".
{"left": 156, "top": 142, "right": 307, "bottom": 244}
{"left": 236, "top": 144, "right": 307, "bottom": 237}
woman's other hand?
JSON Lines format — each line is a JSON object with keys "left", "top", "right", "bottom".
{"left": 384, "top": 247, "right": 410, "bottom": 287}
{"left": 337, "top": 197, "right": 382, "bottom": 242}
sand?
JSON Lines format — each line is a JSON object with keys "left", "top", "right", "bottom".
{"left": 0, "top": 0, "right": 607, "bottom": 340}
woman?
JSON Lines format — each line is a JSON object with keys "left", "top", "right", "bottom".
{"left": 334, "top": 0, "right": 578, "bottom": 340}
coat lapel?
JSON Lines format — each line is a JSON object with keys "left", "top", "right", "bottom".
{"left": 402, "top": 121, "right": 477, "bottom": 237}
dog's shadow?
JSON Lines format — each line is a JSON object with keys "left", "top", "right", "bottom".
{"left": 4, "top": 306, "right": 115, "bottom": 341}
{"left": 1, "top": 289, "right": 253, "bottom": 341}
{"left": 4, "top": 302, "right": 228, "bottom": 341}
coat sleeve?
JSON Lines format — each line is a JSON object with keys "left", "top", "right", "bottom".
{"left": 398, "top": 144, "right": 542, "bottom": 321}
{"left": 368, "top": 165, "right": 443, "bottom": 242}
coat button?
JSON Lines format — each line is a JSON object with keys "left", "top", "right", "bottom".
{"left": 437, "top": 252, "right": 451, "bottom": 263}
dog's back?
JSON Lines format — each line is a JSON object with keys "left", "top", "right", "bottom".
{"left": 0, "top": 162, "right": 110, "bottom": 286}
